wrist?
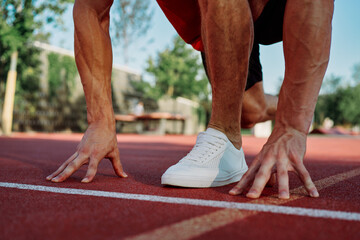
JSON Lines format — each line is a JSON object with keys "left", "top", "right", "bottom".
{"left": 268, "top": 124, "right": 307, "bottom": 146}
{"left": 275, "top": 111, "right": 313, "bottom": 135}
{"left": 88, "top": 117, "right": 116, "bottom": 132}
{"left": 87, "top": 108, "right": 116, "bottom": 129}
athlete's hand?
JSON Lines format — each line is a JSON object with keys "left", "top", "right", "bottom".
{"left": 46, "top": 122, "right": 127, "bottom": 183}
{"left": 230, "top": 127, "right": 319, "bottom": 199}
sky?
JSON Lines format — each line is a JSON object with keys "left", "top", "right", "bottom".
{"left": 47, "top": 1, "right": 360, "bottom": 95}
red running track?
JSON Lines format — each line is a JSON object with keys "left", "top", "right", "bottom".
{"left": 0, "top": 133, "right": 359, "bottom": 240}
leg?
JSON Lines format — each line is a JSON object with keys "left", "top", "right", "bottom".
{"left": 201, "top": 0, "right": 280, "bottom": 130}
{"left": 201, "top": 43, "right": 278, "bottom": 129}
{"left": 241, "top": 82, "right": 277, "bottom": 128}
{"left": 242, "top": 40, "right": 278, "bottom": 128}
{"left": 161, "top": 1, "right": 253, "bottom": 188}
{"left": 199, "top": 0, "right": 254, "bottom": 149}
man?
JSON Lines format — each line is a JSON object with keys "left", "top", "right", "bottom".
{"left": 47, "top": 0, "right": 334, "bottom": 200}
{"left": 159, "top": 0, "right": 333, "bottom": 199}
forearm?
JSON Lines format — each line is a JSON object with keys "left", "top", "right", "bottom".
{"left": 73, "top": 0, "right": 115, "bottom": 126}
{"left": 275, "top": 72, "right": 325, "bottom": 134}
{"left": 275, "top": 0, "right": 334, "bottom": 134}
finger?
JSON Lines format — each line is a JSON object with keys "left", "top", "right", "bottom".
{"left": 81, "top": 157, "right": 100, "bottom": 183}
{"left": 246, "top": 162, "right": 273, "bottom": 198}
{"left": 46, "top": 152, "right": 78, "bottom": 180}
{"left": 51, "top": 154, "right": 87, "bottom": 183}
{"left": 295, "top": 163, "right": 319, "bottom": 197}
{"left": 266, "top": 173, "right": 277, "bottom": 187}
{"left": 109, "top": 149, "right": 128, "bottom": 178}
{"left": 229, "top": 163, "right": 259, "bottom": 195}
{"left": 277, "top": 161, "right": 290, "bottom": 199}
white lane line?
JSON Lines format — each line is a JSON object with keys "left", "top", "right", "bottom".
{"left": 124, "top": 167, "right": 360, "bottom": 240}
{"left": 1, "top": 182, "right": 359, "bottom": 222}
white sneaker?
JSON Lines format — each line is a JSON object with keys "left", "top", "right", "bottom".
{"left": 161, "top": 128, "right": 248, "bottom": 187}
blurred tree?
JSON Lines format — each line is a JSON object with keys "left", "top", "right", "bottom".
{"left": 47, "top": 53, "right": 77, "bottom": 99}
{"left": 0, "top": 0, "right": 74, "bottom": 132}
{"left": 320, "top": 74, "right": 342, "bottom": 94}
{"left": 133, "top": 35, "right": 211, "bottom": 125}
{"left": 337, "top": 84, "right": 360, "bottom": 126}
{"left": 315, "top": 63, "right": 360, "bottom": 127}
{"left": 352, "top": 63, "right": 360, "bottom": 85}
{"left": 314, "top": 90, "right": 340, "bottom": 127}
{"left": 111, "top": 0, "right": 153, "bottom": 64}
{"left": 0, "top": 0, "right": 74, "bottom": 93}
{"left": 143, "top": 36, "right": 209, "bottom": 100}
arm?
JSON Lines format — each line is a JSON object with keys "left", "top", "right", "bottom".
{"left": 231, "top": 0, "right": 334, "bottom": 198}
{"left": 46, "top": 0, "right": 127, "bottom": 183}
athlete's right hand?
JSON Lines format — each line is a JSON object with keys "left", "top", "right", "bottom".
{"left": 46, "top": 122, "right": 127, "bottom": 183}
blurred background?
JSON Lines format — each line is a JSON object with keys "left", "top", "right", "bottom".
{"left": 1, "top": 0, "right": 359, "bottom": 136}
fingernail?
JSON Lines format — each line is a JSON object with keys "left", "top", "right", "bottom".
{"left": 248, "top": 190, "right": 257, "bottom": 195}
{"left": 123, "top": 173, "right": 128, "bottom": 178}
{"left": 246, "top": 190, "right": 258, "bottom": 198}
{"left": 51, "top": 177, "right": 59, "bottom": 182}
{"left": 279, "top": 191, "right": 289, "bottom": 199}
{"left": 81, "top": 178, "right": 89, "bottom": 183}
{"left": 310, "top": 190, "right": 319, "bottom": 198}
{"left": 229, "top": 189, "right": 237, "bottom": 195}
{"left": 46, "top": 176, "right": 52, "bottom": 180}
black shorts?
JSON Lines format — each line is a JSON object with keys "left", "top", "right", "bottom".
{"left": 202, "top": 0, "right": 287, "bottom": 90}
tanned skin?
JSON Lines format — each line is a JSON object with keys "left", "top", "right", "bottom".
{"left": 47, "top": 0, "right": 334, "bottom": 200}
{"left": 46, "top": 0, "right": 127, "bottom": 183}
{"left": 232, "top": 0, "right": 333, "bottom": 199}
{"left": 242, "top": 82, "right": 278, "bottom": 129}
{"left": 196, "top": 0, "right": 333, "bottom": 199}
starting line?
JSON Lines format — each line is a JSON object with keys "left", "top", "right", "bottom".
{"left": 1, "top": 182, "right": 359, "bottom": 222}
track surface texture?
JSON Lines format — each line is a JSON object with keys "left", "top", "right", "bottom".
{"left": 1, "top": 133, "right": 359, "bottom": 240}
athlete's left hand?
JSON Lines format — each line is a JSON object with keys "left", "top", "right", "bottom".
{"left": 229, "top": 127, "right": 319, "bottom": 199}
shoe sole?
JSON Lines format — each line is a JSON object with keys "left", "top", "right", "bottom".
{"left": 161, "top": 169, "right": 247, "bottom": 188}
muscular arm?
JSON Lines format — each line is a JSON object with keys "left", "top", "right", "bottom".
{"left": 46, "top": 0, "right": 127, "bottom": 183}
{"left": 74, "top": 0, "right": 115, "bottom": 126}
{"left": 277, "top": 1, "right": 333, "bottom": 135}
{"left": 231, "top": 0, "right": 334, "bottom": 198}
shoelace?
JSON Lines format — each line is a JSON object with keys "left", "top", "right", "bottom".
{"left": 181, "top": 132, "right": 227, "bottom": 164}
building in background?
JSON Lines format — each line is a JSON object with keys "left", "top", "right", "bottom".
{"left": 8, "top": 42, "right": 203, "bottom": 134}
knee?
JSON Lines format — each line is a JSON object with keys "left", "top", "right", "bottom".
{"left": 241, "top": 110, "right": 266, "bottom": 129}
{"left": 241, "top": 85, "right": 269, "bottom": 128}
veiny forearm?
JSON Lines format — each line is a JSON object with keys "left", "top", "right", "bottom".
{"left": 73, "top": 0, "right": 115, "bottom": 126}
{"left": 275, "top": 0, "right": 334, "bottom": 134}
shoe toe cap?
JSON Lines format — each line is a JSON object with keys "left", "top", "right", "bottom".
{"left": 161, "top": 163, "right": 219, "bottom": 179}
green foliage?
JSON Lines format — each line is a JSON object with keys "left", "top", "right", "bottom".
{"left": 320, "top": 74, "right": 342, "bottom": 94}
{"left": 131, "top": 79, "right": 161, "bottom": 101}
{"left": 352, "top": 63, "right": 360, "bottom": 85}
{"left": 0, "top": 0, "right": 74, "bottom": 61}
{"left": 47, "top": 53, "right": 77, "bottom": 99}
{"left": 0, "top": 0, "right": 75, "bottom": 132}
{"left": 337, "top": 85, "right": 360, "bottom": 125}
{"left": 315, "top": 64, "right": 360, "bottom": 127}
{"left": 144, "top": 36, "right": 209, "bottom": 101}
{"left": 0, "top": 0, "right": 35, "bottom": 55}
{"left": 15, "top": 46, "right": 42, "bottom": 94}
{"left": 134, "top": 35, "right": 211, "bottom": 125}
{"left": 1, "top": 0, "right": 74, "bottom": 97}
